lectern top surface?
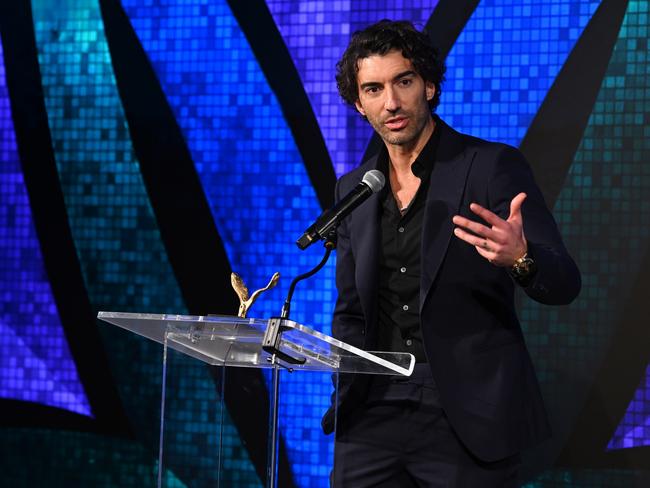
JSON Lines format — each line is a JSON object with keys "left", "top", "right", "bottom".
{"left": 98, "top": 311, "right": 414, "bottom": 376}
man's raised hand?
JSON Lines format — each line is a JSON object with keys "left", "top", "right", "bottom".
{"left": 452, "top": 192, "right": 528, "bottom": 267}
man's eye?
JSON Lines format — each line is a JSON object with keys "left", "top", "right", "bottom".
{"left": 365, "top": 87, "right": 380, "bottom": 94}
{"left": 399, "top": 78, "right": 412, "bottom": 86}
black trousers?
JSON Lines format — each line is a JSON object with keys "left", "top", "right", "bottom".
{"left": 332, "top": 364, "right": 520, "bottom": 488}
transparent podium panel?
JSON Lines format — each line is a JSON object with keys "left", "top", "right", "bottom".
{"left": 156, "top": 346, "right": 229, "bottom": 487}
{"left": 98, "top": 312, "right": 415, "bottom": 487}
{"left": 98, "top": 312, "right": 415, "bottom": 376}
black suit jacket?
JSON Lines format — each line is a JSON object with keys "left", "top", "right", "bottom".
{"left": 323, "top": 118, "right": 581, "bottom": 462}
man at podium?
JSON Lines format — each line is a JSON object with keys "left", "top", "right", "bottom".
{"left": 323, "top": 20, "right": 581, "bottom": 487}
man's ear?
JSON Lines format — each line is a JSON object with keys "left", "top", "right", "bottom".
{"left": 354, "top": 99, "right": 366, "bottom": 117}
{"left": 425, "top": 82, "right": 435, "bottom": 101}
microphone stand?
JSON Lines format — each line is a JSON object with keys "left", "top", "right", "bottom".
{"left": 280, "top": 232, "right": 336, "bottom": 320}
{"left": 261, "top": 228, "right": 337, "bottom": 488}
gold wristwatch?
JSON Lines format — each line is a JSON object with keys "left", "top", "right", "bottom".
{"left": 509, "top": 252, "right": 536, "bottom": 281}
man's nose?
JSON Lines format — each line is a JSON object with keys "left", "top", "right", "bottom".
{"left": 384, "top": 87, "right": 400, "bottom": 112}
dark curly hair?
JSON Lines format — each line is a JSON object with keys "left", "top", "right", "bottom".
{"left": 336, "top": 20, "right": 445, "bottom": 112}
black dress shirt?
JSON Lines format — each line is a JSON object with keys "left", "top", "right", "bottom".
{"left": 376, "top": 124, "right": 441, "bottom": 363}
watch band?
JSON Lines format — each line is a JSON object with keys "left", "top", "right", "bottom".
{"left": 509, "top": 252, "right": 537, "bottom": 283}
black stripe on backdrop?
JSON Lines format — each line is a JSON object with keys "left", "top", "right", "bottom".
{"left": 0, "top": 0, "right": 132, "bottom": 437}
{"left": 227, "top": 0, "right": 337, "bottom": 209}
{"left": 99, "top": 1, "right": 295, "bottom": 486}
{"left": 520, "top": 0, "right": 630, "bottom": 208}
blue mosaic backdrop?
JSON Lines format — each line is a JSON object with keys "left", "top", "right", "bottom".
{"left": 575, "top": 0, "right": 650, "bottom": 454}
{"left": 437, "top": 0, "right": 601, "bottom": 146}
{"left": 1, "top": 0, "right": 649, "bottom": 486}
{"left": 519, "top": 0, "right": 650, "bottom": 459}
{"left": 609, "top": 364, "right": 650, "bottom": 450}
{"left": 119, "top": 1, "right": 336, "bottom": 484}
{"left": 30, "top": 0, "right": 186, "bottom": 432}
{"left": 0, "top": 34, "right": 90, "bottom": 416}
{"left": 24, "top": 0, "right": 260, "bottom": 485}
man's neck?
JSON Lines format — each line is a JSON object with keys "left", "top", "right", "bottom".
{"left": 386, "top": 117, "right": 435, "bottom": 175}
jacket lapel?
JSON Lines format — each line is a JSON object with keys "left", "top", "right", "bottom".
{"left": 420, "top": 121, "right": 475, "bottom": 311}
{"left": 349, "top": 119, "right": 475, "bottom": 321}
{"left": 351, "top": 162, "right": 382, "bottom": 331}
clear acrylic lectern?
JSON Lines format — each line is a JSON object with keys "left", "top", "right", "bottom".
{"left": 98, "top": 312, "right": 415, "bottom": 487}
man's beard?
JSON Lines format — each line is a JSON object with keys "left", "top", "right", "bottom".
{"left": 375, "top": 115, "right": 429, "bottom": 146}
{"left": 368, "top": 99, "right": 432, "bottom": 147}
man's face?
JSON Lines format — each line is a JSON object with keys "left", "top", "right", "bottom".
{"left": 354, "top": 50, "right": 435, "bottom": 148}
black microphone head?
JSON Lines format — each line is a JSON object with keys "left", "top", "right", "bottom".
{"left": 362, "top": 170, "right": 385, "bottom": 193}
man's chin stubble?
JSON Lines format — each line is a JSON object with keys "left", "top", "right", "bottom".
{"left": 380, "top": 129, "right": 419, "bottom": 146}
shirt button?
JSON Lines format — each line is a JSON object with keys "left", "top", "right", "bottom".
{"left": 398, "top": 227, "right": 405, "bottom": 233}
{"left": 402, "top": 305, "right": 409, "bottom": 311}
{"left": 405, "top": 339, "right": 413, "bottom": 346}
{"left": 400, "top": 267, "right": 406, "bottom": 273}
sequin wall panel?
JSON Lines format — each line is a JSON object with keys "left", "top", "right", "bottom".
{"left": 520, "top": 0, "right": 650, "bottom": 485}
{"left": 610, "top": 364, "right": 650, "bottom": 450}
{"left": 121, "top": 1, "right": 335, "bottom": 486}
{"left": 603, "top": 1, "right": 650, "bottom": 455}
{"left": 0, "top": 0, "right": 648, "bottom": 486}
{"left": 438, "top": 0, "right": 601, "bottom": 146}
{"left": 14, "top": 0, "right": 260, "bottom": 486}
{"left": 0, "top": 27, "right": 90, "bottom": 417}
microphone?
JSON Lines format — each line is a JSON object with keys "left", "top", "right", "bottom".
{"left": 297, "top": 170, "right": 385, "bottom": 250}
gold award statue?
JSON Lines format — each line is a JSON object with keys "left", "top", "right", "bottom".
{"left": 231, "top": 272, "right": 280, "bottom": 318}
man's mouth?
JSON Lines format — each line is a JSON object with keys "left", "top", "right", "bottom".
{"left": 385, "top": 117, "right": 408, "bottom": 130}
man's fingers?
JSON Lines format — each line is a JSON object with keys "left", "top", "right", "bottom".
{"left": 455, "top": 226, "right": 517, "bottom": 266}
{"left": 469, "top": 202, "right": 506, "bottom": 228}
{"left": 455, "top": 195, "right": 527, "bottom": 267}
{"left": 454, "top": 227, "right": 495, "bottom": 251}
{"left": 508, "top": 192, "right": 527, "bottom": 221}
{"left": 452, "top": 215, "right": 504, "bottom": 243}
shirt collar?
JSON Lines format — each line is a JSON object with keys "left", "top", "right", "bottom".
{"left": 410, "top": 116, "right": 440, "bottom": 179}
{"left": 376, "top": 115, "right": 440, "bottom": 186}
